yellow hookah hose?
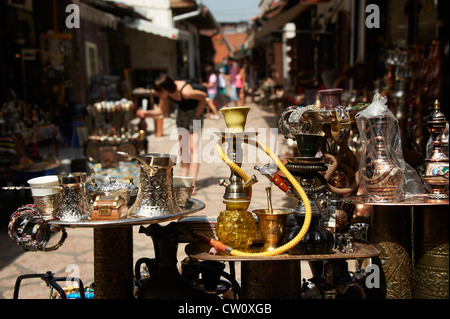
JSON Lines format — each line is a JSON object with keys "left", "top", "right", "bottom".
{"left": 215, "top": 143, "right": 249, "bottom": 182}
{"left": 214, "top": 141, "right": 312, "bottom": 257}
{"left": 215, "top": 142, "right": 253, "bottom": 200}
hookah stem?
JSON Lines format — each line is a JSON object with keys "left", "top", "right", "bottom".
{"left": 214, "top": 143, "right": 249, "bottom": 182}
{"left": 215, "top": 142, "right": 252, "bottom": 200}
{"left": 265, "top": 187, "right": 273, "bottom": 213}
{"left": 214, "top": 141, "right": 312, "bottom": 257}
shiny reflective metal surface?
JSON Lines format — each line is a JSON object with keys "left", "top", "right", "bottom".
{"left": 48, "top": 198, "right": 205, "bottom": 228}
{"left": 57, "top": 173, "right": 92, "bottom": 221}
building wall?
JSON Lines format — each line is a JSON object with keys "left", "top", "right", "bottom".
{"left": 386, "top": 0, "right": 439, "bottom": 47}
{"left": 116, "top": 0, "right": 173, "bottom": 28}
{"left": 124, "top": 27, "right": 174, "bottom": 75}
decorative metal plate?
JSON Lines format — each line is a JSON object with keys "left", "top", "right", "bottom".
{"left": 185, "top": 240, "right": 381, "bottom": 262}
{"left": 48, "top": 198, "right": 205, "bottom": 228}
{"left": 285, "top": 157, "right": 326, "bottom": 164}
{"left": 344, "top": 194, "right": 449, "bottom": 206}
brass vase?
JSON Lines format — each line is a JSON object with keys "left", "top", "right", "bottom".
{"left": 361, "top": 116, "right": 403, "bottom": 202}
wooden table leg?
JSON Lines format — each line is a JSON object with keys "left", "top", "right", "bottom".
{"left": 94, "top": 227, "right": 134, "bottom": 299}
{"left": 241, "top": 260, "right": 301, "bottom": 299}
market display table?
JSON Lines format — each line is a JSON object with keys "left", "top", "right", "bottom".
{"left": 348, "top": 195, "right": 449, "bottom": 299}
{"left": 48, "top": 199, "right": 205, "bottom": 299}
{"left": 185, "top": 240, "right": 381, "bottom": 299}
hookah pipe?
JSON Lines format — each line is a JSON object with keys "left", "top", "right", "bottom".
{"left": 321, "top": 126, "right": 360, "bottom": 196}
{"left": 192, "top": 141, "right": 312, "bottom": 257}
{"left": 254, "top": 164, "right": 299, "bottom": 200}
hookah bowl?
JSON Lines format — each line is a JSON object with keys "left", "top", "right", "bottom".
{"left": 317, "top": 88, "right": 343, "bottom": 110}
{"left": 253, "top": 209, "right": 291, "bottom": 252}
{"left": 421, "top": 100, "right": 449, "bottom": 202}
{"left": 220, "top": 106, "right": 250, "bottom": 133}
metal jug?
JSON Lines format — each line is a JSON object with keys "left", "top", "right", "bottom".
{"left": 118, "top": 152, "right": 180, "bottom": 218}
{"left": 57, "top": 173, "right": 92, "bottom": 221}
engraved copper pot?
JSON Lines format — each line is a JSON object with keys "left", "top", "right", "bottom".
{"left": 361, "top": 116, "right": 403, "bottom": 202}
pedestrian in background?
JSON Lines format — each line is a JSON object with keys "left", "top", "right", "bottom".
{"left": 218, "top": 67, "right": 228, "bottom": 107}
{"left": 227, "top": 58, "right": 239, "bottom": 106}
{"left": 203, "top": 65, "right": 220, "bottom": 119}
{"left": 236, "top": 63, "right": 246, "bottom": 105}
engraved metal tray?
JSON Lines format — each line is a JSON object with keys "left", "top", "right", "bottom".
{"left": 344, "top": 194, "right": 449, "bottom": 206}
{"left": 185, "top": 240, "right": 381, "bottom": 262}
{"left": 48, "top": 198, "right": 205, "bottom": 228}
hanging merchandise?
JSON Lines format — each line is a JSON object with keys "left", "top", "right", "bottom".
{"left": 356, "top": 93, "right": 425, "bottom": 202}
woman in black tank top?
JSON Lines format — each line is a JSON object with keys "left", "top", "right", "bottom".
{"left": 138, "top": 74, "right": 207, "bottom": 194}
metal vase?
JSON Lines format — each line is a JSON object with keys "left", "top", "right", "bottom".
{"left": 128, "top": 153, "right": 180, "bottom": 218}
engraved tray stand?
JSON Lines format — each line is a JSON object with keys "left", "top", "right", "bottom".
{"left": 48, "top": 199, "right": 205, "bottom": 299}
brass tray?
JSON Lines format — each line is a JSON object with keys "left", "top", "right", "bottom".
{"left": 300, "top": 105, "right": 368, "bottom": 124}
{"left": 48, "top": 198, "right": 205, "bottom": 228}
{"left": 185, "top": 240, "right": 381, "bottom": 262}
{"left": 345, "top": 194, "right": 449, "bottom": 206}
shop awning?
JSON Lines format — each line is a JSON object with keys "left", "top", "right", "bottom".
{"left": 125, "top": 18, "right": 191, "bottom": 41}
{"left": 244, "top": 2, "right": 310, "bottom": 49}
{"left": 80, "top": 2, "right": 120, "bottom": 29}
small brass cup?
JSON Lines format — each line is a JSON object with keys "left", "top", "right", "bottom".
{"left": 220, "top": 106, "right": 251, "bottom": 133}
{"left": 28, "top": 175, "right": 61, "bottom": 218}
{"left": 253, "top": 208, "right": 291, "bottom": 252}
{"left": 173, "top": 186, "right": 194, "bottom": 208}
{"left": 32, "top": 193, "right": 61, "bottom": 218}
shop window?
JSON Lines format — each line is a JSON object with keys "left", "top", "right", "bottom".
{"left": 85, "top": 41, "right": 99, "bottom": 82}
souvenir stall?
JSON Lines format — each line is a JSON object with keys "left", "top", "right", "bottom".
{"left": 83, "top": 74, "right": 149, "bottom": 187}
{"left": 2, "top": 0, "right": 449, "bottom": 302}
{"left": 5, "top": 86, "right": 447, "bottom": 299}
